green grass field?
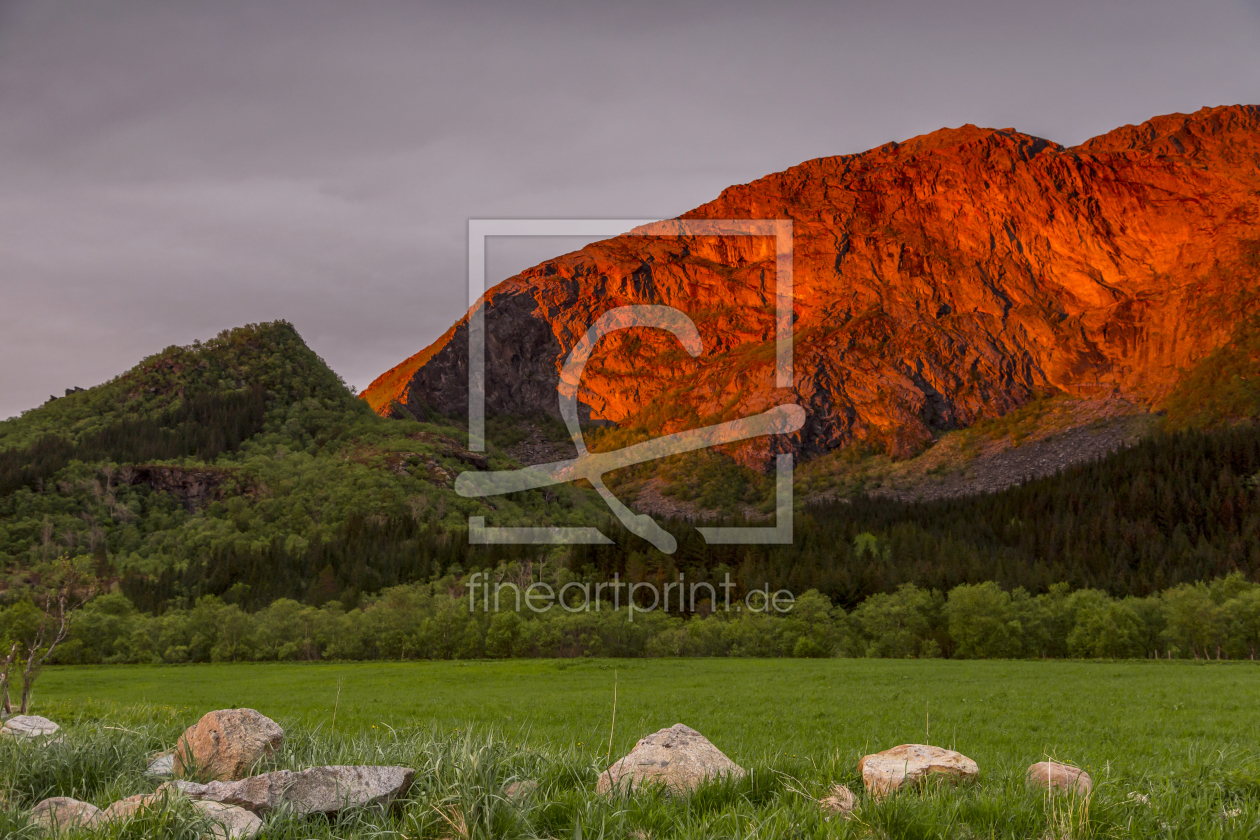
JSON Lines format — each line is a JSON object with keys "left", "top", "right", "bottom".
{"left": 6, "top": 660, "right": 1260, "bottom": 838}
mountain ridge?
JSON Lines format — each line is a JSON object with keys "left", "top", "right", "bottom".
{"left": 365, "top": 104, "right": 1260, "bottom": 463}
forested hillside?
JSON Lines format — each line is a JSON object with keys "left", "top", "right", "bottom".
{"left": 1, "top": 321, "right": 1257, "bottom": 633}
{"left": 0, "top": 322, "right": 597, "bottom": 605}
{"left": 571, "top": 423, "right": 1260, "bottom": 604}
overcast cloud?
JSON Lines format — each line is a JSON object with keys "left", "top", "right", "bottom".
{"left": 1, "top": 0, "right": 1258, "bottom": 419}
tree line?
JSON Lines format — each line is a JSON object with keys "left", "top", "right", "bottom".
{"left": 11, "top": 570, "right": 1259, "bottom": 665}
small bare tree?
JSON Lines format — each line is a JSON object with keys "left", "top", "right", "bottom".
{"left": 1, "top": 559, "right": 95, "bottom": 716}
{"left": 0, "top": 641, "right": 20, "bottom": 715}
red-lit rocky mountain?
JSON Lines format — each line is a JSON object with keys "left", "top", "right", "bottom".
{"left": 366, "top": 105, "right": 1260, "bottom": 461}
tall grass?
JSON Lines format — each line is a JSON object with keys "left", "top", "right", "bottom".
{"left": 3, "top": 713, "right": 1259, "bottom": 839}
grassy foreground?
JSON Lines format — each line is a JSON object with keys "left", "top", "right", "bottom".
{"left": 5, "top": 659, "right": 1259, "bottom": 838}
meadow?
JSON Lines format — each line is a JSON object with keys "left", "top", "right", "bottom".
{"left": 4, "top": 659, "right": 1259, "bottom": 838}
{"left": 7, "top": 659, "right": 1260, "bottom": 836}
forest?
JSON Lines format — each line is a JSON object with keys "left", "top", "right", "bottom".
{"left": 8, "top": 572, "right": 1258, "bottom": 664}
{"left": 0, "top": 321, "right": 1258, "bottom": 664}
{"left": 93, "top": 421, "right": 1260, "bottom": 612}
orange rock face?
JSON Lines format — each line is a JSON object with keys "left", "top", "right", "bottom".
{"left": 365, "top": 105, "right": 1260, "bottom": 460}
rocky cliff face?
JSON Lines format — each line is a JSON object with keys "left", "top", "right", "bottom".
{"left": 365, "top": 105, "right": 1260, "bottom": 461}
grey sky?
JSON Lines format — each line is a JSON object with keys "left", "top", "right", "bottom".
{"left": 1, "top": 0, "right": 1257, "bottom": 420}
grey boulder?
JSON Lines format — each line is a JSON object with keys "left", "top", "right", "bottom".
{"left": 164, "top": 765, "right": 415, "bottom": 816}
{"left": 2, "top": 715, "right": 59, "bottom": 738}
{"left": 858, "top": 744, "right": 979, "bottom": 797}
{"left": 194, "top": 800, "right": 264, "bottom": 840}
{"left": 597, "top": 724, "right": 745, "bottom": 794}
{"left": 147, "top": 751, "right": 176, "bottom": 777}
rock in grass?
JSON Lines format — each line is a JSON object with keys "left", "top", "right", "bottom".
{"left": 147, "top": 750, "right": 176, "bottom": 777}
{"left": 505, "top": 779, "right": 538, "bottom": 803}
{"left": 30, "top": 796, "right": 101, "bottom": 830}
{"left": 97, "top": 790, "right": 186, "bottom": 824}
{"left": 858, "top": 744, "right": 979, "bottom": 797}
{"left": 174, "top": 708, "right": 284, "bottom": 781}
{"left": 164, "top": 765, "right": 416, "bottom": 816}
{"left": 1, "top": 715, "right": 59, "bottom": 738}
{"left": 1027, "top": 761, "right": 1092, "bottom": 795}
{"left": 99, "top": 793, "right": 161, "bottom": 823}
{"left": 96, "top": 789, "right": 260, "bottom": 838}
{"left": 818, "top": 783, "right": 857, "bottom": 818}
{"left": 596, "top": 724, "right": 745, "bottom": 795}
{"left": 193, "top": 800, "right": 263, "bottom": 840}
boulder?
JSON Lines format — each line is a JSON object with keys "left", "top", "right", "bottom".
{"left": 95, "top": 789, "right": 260, "bottom": 838}
{"left": 818, "top": 783, "right": 857, "bottom": 818}
{"left": 148, "top": 750, "right": 176, "bottom": 777}
{"left": 596, "top": 724, "right": 745, "bottom": 794}
{"left": 1, "top": 715, "right": 59, "bottom": 738}
{"left": 1027, "top": 761, "right": 1092, "bottom": 795}
{"left": 30, "top": 796, "right": 101, "bottom": 831}
{"left": 174, "top": 709, "right": 284, "bottom": 781}
{"left": 858, "top": 744, "right": 979, "bottom": 797}
{"left": 193, "top": 800, "right": 264, "bottom": 840}
{"left": 100, "top": 793, "right": 158, "bottom": 822}
{"left": 98, "top": 792, "right": 170, "bottom": 823}
{"left": 163, "top": 765, "right": 416, "bottom": 816}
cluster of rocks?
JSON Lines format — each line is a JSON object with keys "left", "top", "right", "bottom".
{"left": 12, "top": 710, "right": 1097, "bottom": 834}
{"left": 30, "top": 794, "right": 261, "bottom": 840}
{"left": 595, "top": 723, "right": 1093, "bottom": 820}
{"left": 23, "top": 708, "right": 414, "bottom": 839}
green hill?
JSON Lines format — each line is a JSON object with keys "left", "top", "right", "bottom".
{"left": 0, "top": 322, "right": 599, "bottom": 608}
{"left": 0, "top": 321, "right": 354, "bottom": 452}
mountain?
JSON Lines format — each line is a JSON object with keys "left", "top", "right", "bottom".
{"left": 0, "top": 322, "right": 600, "bottom": 608}
{"left": 1, "top": 323, "right": 1257, "bottom": 613}
{"left": 365, "top": 105, "right": 1260, "bottom": 466}
{"left": 4, "top": 106, "right": 1260, "bottom": 612}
